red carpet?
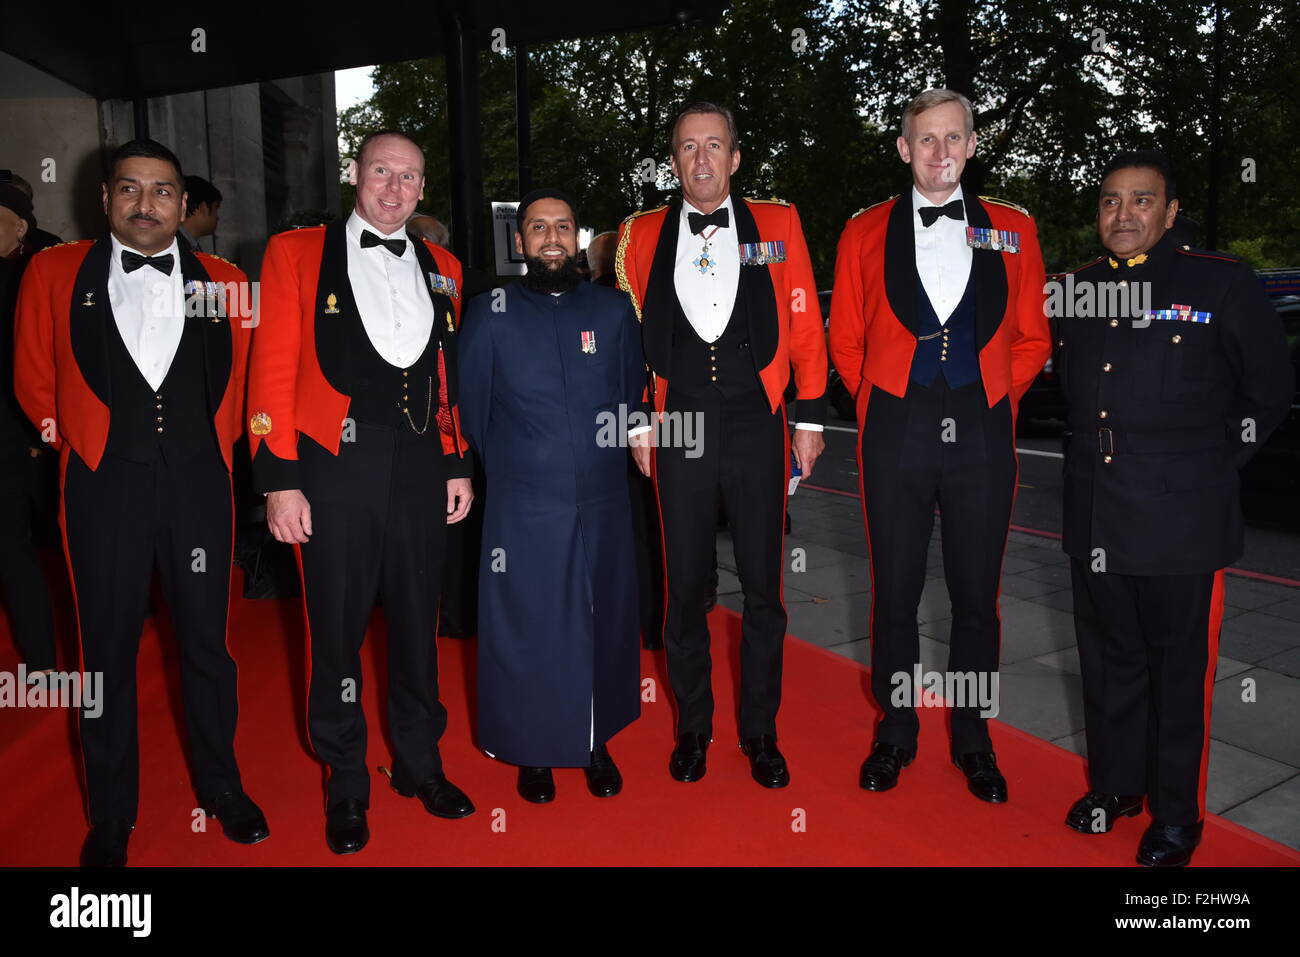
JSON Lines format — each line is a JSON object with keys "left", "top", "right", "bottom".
{"left": 1, "top": 590, "right": 1297, "bottom": 867}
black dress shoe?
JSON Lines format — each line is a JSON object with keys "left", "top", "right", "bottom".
{"left": 669, "top": 732, "right": 709, "bottom": 782}
{"left": 81, "top": 820, "right": 133, "bottom": 867}
{"left": 585, "top": 744, "right": 623, "bottom": 797}
{"left": 954, "top": 751, "right": 1008, "bottom": 803}
{"left": 325, "top": 798, "right": 369, "bottom": 855}
{"left": 859, "top": 742, "right": 912, "bottom": 791}
{"left": 518, "top": 767, "right": 555, "bottom": 803}
{"left": 740, "top": 735, "right": 790, "bottom": 788}
{"left": 204, "top": 791, "right": 270, "bottom": 845}
{"left": 1137, "top": 820, "right": 1202, "bottom": 867}
{"left": 1065, "top": 791, "right": 1144, "bottom": 833}
{"left": 392, "top": 773, "right": 475, "bottom": 819}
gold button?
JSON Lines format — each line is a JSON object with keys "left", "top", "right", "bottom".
{"left": 155, "top": 394, "right": 161, "bottom": 400}
{"left": 156, "top": 416, "right": 163, "bottom": 422}
{"left": 1109, "top": 319, "right": 1119, "bottom": 328}
{"left": 711, "top": 376, "right": 717, "bottom": 381}
{"left": 403, "top": 407, "right": 409, "bottom": 413}
{"left": 1103, "top": 455, "right": 1113, "bottom": 464}
{"left": 1057, "top": 340, "right": 1064, "bottom": 347}
{"left": 155, "top": 403, "right": 162, "bottom": 409}
{"left": 1099, "top": 410, "right": 1108, "bottom": 419}
{"left": 156, "top": 427, "right": 164, "bottom": 433}
{"left": 1103, "top": 363, "right": 1112, "bottom": 372}
{"left": 402, "top": 370, "right": 409, "bottom": 377}
{"left": 1172, "top": 334, "right": 1182, "bottom": 344}
{"left": 1118, "top": 280, "right": 1127, "bottom": 287}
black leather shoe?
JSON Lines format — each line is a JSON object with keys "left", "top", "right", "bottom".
{"left": 517, "top": 767, "right": 555, "bottom": 803}
{"left": 393, "top": 773, "right": 475, "bottom": 819}
{"left": 585, "top": 744, "right": 623, "bottom": 797}
{"left": 325, "top": 798, "right": 369, "bottom": 855}
{"left": 80, "top": 820, "right": 133, "bottom": 867}
{"left": 204, "top": 791, "right": 270, "bottom": 845}
{"left": 858, "top": 742, "right": 912, "bottom": 791}
{"left": 1137, "top": 820, "right": 1202, "bottom": 867}
{"left": 1065, "top": 791, "right": 1144, "bottom": 833}
{"left": 740, "top": 735, "right": 790, "bottom": 788}
{"left": 954, "top": 751, "right": 1008, "bottom": 803}
{"left": 669, "top": 733, "right": 709, "bottom": 782}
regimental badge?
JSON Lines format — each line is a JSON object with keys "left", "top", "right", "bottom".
{"left": 324, "top": 293, "right": 339, "bottom": 315}
{"left": 1146, "top": 303, "right": 1212, "bottom": 324}
{"left": 965, "top": 227, "right": 1020, "bottom": 254}
{"left": 738, "top": 241, "right": 786, "bottom": 265}
{"left": 581, "top": 330, "right": 597, "bottom": 354}
{"left": 428, "top": 272, "right": 460, "bottom": 299}
{"left": 446, "top": 313, "right": 455, "bottom": 333}
{"left": 249, "top": 411, "right": 273, "bottom": 436}
{"left": 81, "top": 291, "right": 95, "bottom": 307}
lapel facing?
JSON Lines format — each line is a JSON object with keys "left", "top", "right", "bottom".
{"left": 731, "top": 196, "right": 778, "bottom": 372}
{"left": 641, "top": 196, "right": 681, "bottom": 376}
{"left": 179, "top": 246, "right": 232, "bottom": 413}
{"left": 70, "top": 238, "right": 114, "bottom": 406}
{"left": 314, "top": 219, "right": 358, "bottom": 392}
{"left": 965, "top": 196, "right": 1009, "bottom": 351}
{"left": 410, "top": 237, "right": 458, "bottom": 405}
{"left": 883, "top": 196, "right": 920, "bottom": 337}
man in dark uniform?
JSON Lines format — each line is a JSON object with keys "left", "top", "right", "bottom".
{"left": 1057, "top": 150, "right": 1293, "bottom": 866}
{"left": 14, "top": 139, "right": 268, "bottom": 866}
{"left": 248, "top": 130, "right": 476, "bottom": 855}
{"left": 617, "top": 102, "right": 828, "bottom": 789}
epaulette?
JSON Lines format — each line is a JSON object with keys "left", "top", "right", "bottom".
{"left": 745, "top": 196, "right": 790, "bottom": 206}
{"left": 1065, "top": 255, "right": 1107, "bottom": 275}
{"left": 1174, "top": 245, "right": 1240, "bottom": 265}
{"left": 199, "top": 252, "right": 239, "bottom": 268}
{"left": 33, "top": 239, "right": 91, "bottom": 255}
{"left": 979, "top": 195, "right": 1030, "bottom": 217}
{"left": 620, "top": 205, "right": 667, "bottom": 225}
{"left": 850, "top": 196, "right": 897, "bottom": 219}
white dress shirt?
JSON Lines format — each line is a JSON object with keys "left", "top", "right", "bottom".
{"left": 912, "top": 184, "right": 973, "bottom": 324}
{"left": 345, "top": 209, "right": 434, "bottom": 367}
{"left": 107, "top": 234, "right": 185, "bottom": 392}
{"left": 674, "top": 196, "right": 739, "bottom": 342}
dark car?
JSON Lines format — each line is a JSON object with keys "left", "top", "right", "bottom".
{"left": 1240, "top": 295, "right": 1300, "bottom": 529}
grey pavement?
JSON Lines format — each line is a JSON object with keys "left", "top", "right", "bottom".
{"left": 713, "top": 484, "right": 1300, "bottom": 850}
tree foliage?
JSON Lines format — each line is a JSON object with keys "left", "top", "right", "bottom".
{"left": 338, "top": 0, "right": 1299, "bottom": 279}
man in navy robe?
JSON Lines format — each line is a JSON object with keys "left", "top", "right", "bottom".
{"left": 457, "top": 188, "right": 644, "bottom": 803}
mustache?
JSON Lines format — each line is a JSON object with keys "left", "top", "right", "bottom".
{"left": 128, "top": 213, "right": 161, "bottom": 224}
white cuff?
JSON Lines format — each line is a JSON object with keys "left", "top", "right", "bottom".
{"left": 627, "top": 425, "right": 653, "bottom": 438}
{"left": 793, "top": 422, "right": 824, "bottom": 432}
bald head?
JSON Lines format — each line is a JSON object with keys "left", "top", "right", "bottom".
{"left": 587, "top": 231, "right": 618, "bottom": 281}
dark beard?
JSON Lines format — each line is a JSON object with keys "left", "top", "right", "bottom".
{"left": 522, "top": 253, "right": 581, "bottom": 294}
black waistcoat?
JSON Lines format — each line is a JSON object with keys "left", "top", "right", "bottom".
{"left": 342, "top": 307, "right": 441, "bottom": 437}
{"left": 104, "top": 313, "right": 220, "bottom": 465}
{"left": 668, "top": 281, "right": 763, "bottom": 401}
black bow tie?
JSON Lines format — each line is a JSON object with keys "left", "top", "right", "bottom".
{"left": 687, "top": 208, "right": 729, "bottom": 234}
{"left": 918, "top": 199, "right": 964, "bottom": 228}
{"left": 121, "top": 250, "right": 174, "bottom": 274}
{"left": 360, "top": 230, "right": 407, "bottom": 257}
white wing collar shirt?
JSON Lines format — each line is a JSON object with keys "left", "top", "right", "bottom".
{"left": 345, "top": 209, "right": 434, "bottom": 368}
{"left": 673, "top": 195, "right": 739, "bottom": 342}
{"left": 107, "top": 233, "right": 186, "bottom": 393}
{"left": 912, "top": 183, "right": 973, "bottom": 325}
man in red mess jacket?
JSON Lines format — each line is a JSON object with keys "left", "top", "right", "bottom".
{"left": 247, "top": 130, "right": 475, "bottom": 855}
{"left": 617, "top": 102, "right": 828, "bottom": 789}
{"left": 14, "top": 139, "right": 267, "bottom": 866}
{"left": 829, "top": 89, "right": 1050, "bottom": 802}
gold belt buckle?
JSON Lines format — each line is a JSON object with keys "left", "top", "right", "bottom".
{"left": 1098, "top": 428, "right": 1114, "bottom": 457}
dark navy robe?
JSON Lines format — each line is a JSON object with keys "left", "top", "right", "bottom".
{"left": 457, "top": 280, "right": 644, "bottom": 767}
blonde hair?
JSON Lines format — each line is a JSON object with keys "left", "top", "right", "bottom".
{"left": 901, "top": 89, "right": 974, "bottom": 139}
